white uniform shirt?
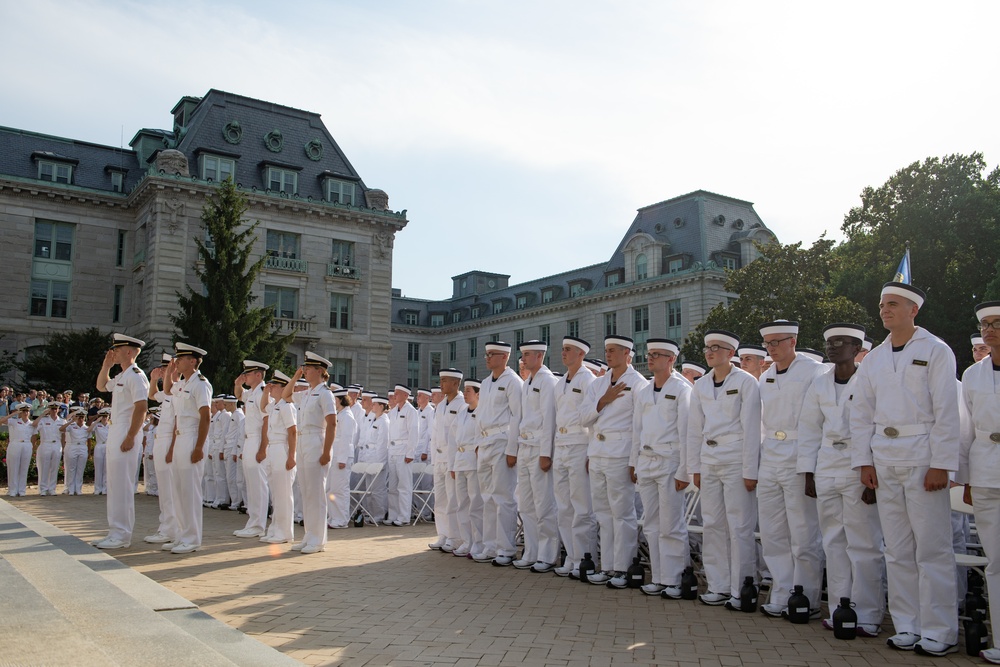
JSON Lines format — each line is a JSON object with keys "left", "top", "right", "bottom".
{"left": 153, "top": 390, "right": 176, "bottom": 444}
{"left": 365, "top": 413, "right": 390, "bottom": 463}
{"left": 958, "top": 358, "right": 1000, "bottom": 486}
{"left": 65, "top": 423, "right": 89, "bottom": 447}
{"left": 475, "top": 367, "right": 524, "bottom": 457}
{"left": 555, "top": 367, "right": 596, "bottom": 446}
{"left": 350, "top": 402, "right": 365, "bottom": 448}
{"left": 450, "top": 405, "right": 479, "bottom": 472}
{"left": 210, "top": 409, "right": 230, "bottom": 456}
{"left": 433, "top": 394, "right": 466, "bottom": 462}
{"left": 850, "top": 327, "right": 960, "bottom": 471}
{"left": 295, "top": 384, "right": 336, "bottom": 439}
{"left": 582, "top": 365, "right": 649, "bottom": 459}
{"left": 388, "top": 401, "right": 419, "bottom": 458}
{"left": 265, "top": 399, "right": 297, "bottom": 446}
{"left": 91, "top": 421, "right": 109, "bottom": 446}
{"left": 35, "top": 415, "right": 66, "bottom": 444}
{"left": 630, "top": 370, "right": 690, "bottom": 475}
{"left": 797, "top": 366, "right": 858, "bottom": 477}
{"left": 173, "top": 373, "right": 213, "bottom": 433}
{"left": 685, "top": 367, "right": 762, "bottom": 480}
{"left": 242, "top": 384, "right": 267, "bottom": 442}
{"left": 416, "top": 404, "right": 435, "bottom": 461}
{"left": 332, "top": 406, "right": 356, "bottom": 465}
{"left": 519, "top": 366, "right": 558, "bottom": 458}
{"left": 8, "top": 417, "right": 35, "bottom": 443}
{"left": 225, "top": 408, "right": 245, "bottom": 456}
{"left": 110, "top": 363, "right": 150, "bottom": 437}
{"left": 758, "top": 354, "right": 826, "bottom": 469}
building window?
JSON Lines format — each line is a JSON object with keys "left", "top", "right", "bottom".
{"left": 431, "top": 314, "right": 444, "bottom": 327}
{"left": 633, "top": 306, "right": 649, "bottom": 366}
{"left": 116, "top": 230, "right": 126, "bottom": 267}
{"left": 471, "top": 306, "right": 481, "bottom": 319}
{"left": 633, "top": 306, "right": 649, "bottom": 334}
{"left": 285, "top": 352, "right": 298, "bottom": 369}
{"left": 469, "top": 337, "right": 477, "bottom": 359}
{"left": 493, "top": 302, "right": 504, "bottom": 314}
{"left": 38, "top": 161, "right": 71, "bottom": 184}
{"left": 407, "top": 342, "right": 420, "bottom": 362}
{"left": 266, "top": 230, "right": 300, "bottom": 258}
{"left": 635, "top": 254, "right": 648, "bottom": 281}
{"left": 202, "top": 155, "right": 235, "bottom": 182}
{"left": 264, "top": 286, "right": 298, "bottom": 319}
{"left": 404, "top": 312, "right": 418, "bottom": 326}
{"left": 668, "top": 258, "right": 683, "bottom": 273}
{"left": 330, "top": 359, "right": 351, "bottom": 387}
{"left": 34, "top": 221, "right": 74, "bottom": 261}
{"left": 112, "top": 285, "right": 124, "bottom": 323}
{"left": 487, "top": 333, "right": 499, "bottom": 343}
{"left": 542, "top": 289, "right": 554, "bottom": 303}
{"left": 30, "top": 280, "right": 69, "bottom": 318}
{"left": 267, "top": 167, "right": 297, "bottom": 194}
{"left": 452, "top": 311, "right": 461, "bottom": 324}
{"left": 110, "top": 171, "right": 124, "bottom": 192}
{"left": 570, "top": 283, "right": 585, "bottom": 298}
{"left": 607, "top": 273, "right": 620, "bottom": 287}
{"left": 329, "top": 293, "right": 352, "bottom": 330}
{"left": 449, "top": 341, "right": 457, "bottom": 362}
{"left": 430, "top": 352, "right": 442, "bottom": 382}
{"left": 604, "top": 312, "right": 617, "bottom": 336}
{"left": 567, "top": 320, "right": 579, "bottom": 339}
{"left": 539, "top": 324, "right": 551, "bottom": 346}
{"left": 667, "top": 299, "right": 682, "bottom": 339}
{"left": 326, "top": 179, "right": 355, "bottom": 205}
{"left": 722, "top": 256, "right": 738, "bottom": 271}
{"left": 515, "top": 330, "right": 524, "bottom": 348}
{"left": 516, "top": 296, "right": 527, "bottom": 310}
{"left": 330, "top": 240, "right": 353, "bottom": 267}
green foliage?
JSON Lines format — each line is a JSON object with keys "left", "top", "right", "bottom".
{"left": 680, "top": 239, "right": 874, "bottom": 362}
{"left": 0, "top": 336, "right": 16, "bottom": 379}
{"left": 171, "top": 179, "right": 294, "bottom": 387}
{"left": 16, "top": 328, "right": 114, "bottom": 395}
{"left": 831, "top": 153, "right": 1000, "bottom": 368}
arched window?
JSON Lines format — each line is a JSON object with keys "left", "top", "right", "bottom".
{"left": 635, "top": 253, "right": 648, "bottom": 281}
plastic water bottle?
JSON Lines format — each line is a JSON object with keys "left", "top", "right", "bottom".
{"left": 579, "top": 552, "right": 596, "bottom": 583}
{"left": 832, "top": 597, "right": 857, "bottom": 639}
{"left": 739, "top": 576, "right": 758, "bottom": 613}
{"left": 786, "top": 585, "right": 810, "bottom": 624}
{"left": 680, "top": 566, "right": 698, "bottom": 600}
{"left": 626, "top": 557, "right": 645, "bottom": 589}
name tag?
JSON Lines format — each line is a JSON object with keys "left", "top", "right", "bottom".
{"left": 498, "top": 387, "right": 505, "bottom": 392}
{"left": 532, "top": 387, "right": 540, "bottom": 393}
{"left": 912, "top": 359, "right": 928, "bottom": 367}
{"left": 623, "top": 387, "right": 631, "bottom": 392}
{"left": 665, "top": 394, "right": 676, "bottom": 400}
{"left": 726, "top": 389, "right": 739, "bottom": 395}
{"left": 849, "top": 394, "right": 854, "bottom": 401}
{"left": 449, "top": 410, "right": 457, "bottom": 414}
{"left": 765, "top": 378, "right": 775, "bottom": 384}
{"left": 400, "top": 415, "right": 406, "bottom": 419}
{"left": 572, "top": 388, "right": 582, "bottom": 393}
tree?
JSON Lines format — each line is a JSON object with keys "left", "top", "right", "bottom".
{"left": 171, "top": 179, "right": 294, "bottom": 386}
{"left": 680, "top": 239, "right": 875, "bottom": 362}
{"left": 17, "top": 328, "right": 112, "bottom": 395}
{"left": 832, "top": 153, "right": 1000, "bottom": 368}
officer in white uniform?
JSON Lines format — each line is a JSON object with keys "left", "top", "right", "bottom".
{"left": 89, "top": 408, "right": 110, "bottom": 495}
{"left": 223, "top": 395, "right": 244, "bottom": 510}
{"left": 738, "top": 344, "right": 767, "bottom": 380}
{"left": 91, "top": 334, "right": 149, "bottom": 549}
{"left": 144, "top": 354, "right": 179, "bottom": 546}
{"left": 207, "top": 396, "right": 231, "bottom": 508}
{"left": 364, "top": 396, "right": 390, "bottom": 523}
{"left": 0, "top": 403, "right": 34, "bottom": 496}
{"left": 552, "top": 336, "right": 598, "bottom": 578}
{"left": 327, "top": 388, "right": 356, "bottom": 530}
{"left": 163, "top": 342, "right": 212, "bottom": 554}
{"left": 387, "top": 385, "right": 419, "bottom": 526}
{"left": 451, "top": 379, "right": 484, "bottom": 557}
{"left": 260, "top": 370, "right": 297, "bottom": 545}
{"left": 414, "top": 388, "right": 435, "bottom": 519}
{"left": 60, "top": 408, "right": 90, "bottom": 494}
{"left": 958, "top": 301, "right": 1000, "bottom": 664}
{"left": 630, "top": 338, "right": 691, "bottom": 596}
{"left": 685, "top": 330, "right": 761, "bottom": 607}
{"left": 583, "top": 335, "right": 649, "bottom": 587}
{"left": 428, "top": 368, "right": 465, "bottom": 551}
{"left": 512, "top": 340, "right": 560, "bottom": 571}
{"left": 472, "top": 342, "right": 523, "bottom": 566}
{"left": 34, "top": 403, "right": 65, "bottom": 495}
{"left": 234, "top": 360, "right": 270, "bottom": 538}
{"left": 798, "top": 323, "right": 885, "bottom": 635}
{"left": 851, "top": 282, "right": 960, "bottom": 656}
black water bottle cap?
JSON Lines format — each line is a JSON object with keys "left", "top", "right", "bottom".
{"left": 840, "top": 597, "right": 851, "bottom": 607}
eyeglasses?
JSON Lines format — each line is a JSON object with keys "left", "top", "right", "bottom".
{"left": 762, "top": 337, "right": 794, "bottom": 349}
{"left": 980, "top": 321, "right": 1000, "bottom": 331}
{"left": 824, "top": 339, "right": 854, "bottom": 349}
{"left": 702, "top": 344, "right": 732, "bottom": 354}
{"left": 483, "top": 352, "right": 505, "bottom": 359}
{"left": 647, "top": 352, "right": 673, "bottom": 360}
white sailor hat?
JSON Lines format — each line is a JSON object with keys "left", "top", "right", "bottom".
{"left": 328, "top": 382, "right": 344, "bottom": 391}
{"left": 604, "top": 335, "right": 634, "bottom": 351}
{"left": 972, "top": 333, "right": 985, "bottom": 346}
{"left": 417, "top": 388, "right": 432, "bottom": 397}
{"left": 295, "top": 378, "right": 309, "bottom": 387}
{"left": 431, "top": 386, "right": 442, "bottom": 393}
{"left": 97, "top": 407, "right": 111, "bottom": 416}
{"left": 112, "top": 333, "right": 145, "bottom": 348}
{"left": 174, "top": 342, "right": 207, "bottom": 358}
{"left": 440, "top": 367, "right": 464, "bottom": 380}
{"left": 394, "top": 384, "right": 412, "bottom": 395}
{"left": 13, "top": 402, "right": 30, "bottom": 411}
{"left": 582, "top": 359, "right": 604, "bottom": 373}
{"left": 759, "top": 320, "right": 799, "bottom": 337}
{"left": 69, "top": 407, "right": 87, "bottom": 416}
{"left": 269, "top": 370, "right": 292, "bottom": 386}
{"left": 862, "top": 337, "right": 874, "bottom": 352}
{"left": 242, "top": 360, "right": 270, "bottom": 373}
{"left": 562, "top": 336, "right": 590, "bottom": 354}
{"left": 976, "top": 301, "right": 1000, "bottom": 321}
{"left": 373, "top": 396, "right": 389, "bottom": 405}
{"left": 796, "top": 348, "right": 826, "bottom": 364}
{"left": 484, "top": 341, "right": 512, "bottom": 353}
{"left": 737, "top": 344, "right": 767, "bottom": 358}
{"left": 823, "top": 323, "right": 866, "bottom": 342}
{"left": 881, "top": 281, "right": 925, "bottom": 309}
{"left": 161, "top": 353, "right": 173, "bottom": 366}
{"left": 361, "top": 390, "right": 377, "bottom": 398}
{"left": 764, "top": 355, "right": 773, "bottom": 363}
{"left": 348, "top": 384, "right": 363, "bottom": 393}
{"left": 47, "top": 402, "right": 65, "bottom": 410}
{"left": 704, "top": 330, "right": 740, "bottom": 350}
{"left": 213, "top": 394, "right": 227, "bottom": 400}
{"left": 304, "top": 351, "right": 332, "bottom": 368}
{"left": 646, "top": 338, "right": 679, "bottom": 356}
{"left": 519, "top": 339, "right": 547, "bottom": 353}
{"left": 464, "top": 378, "right": 482, "bottom": 389}
{"left": 332, "top": 388, "right": 349, "bottom": 398}
{"left": 682, "top": 361, "right": 707, "bottom": 375}
{"left": 223, "top": 394, "right": 238, "bottom": 403}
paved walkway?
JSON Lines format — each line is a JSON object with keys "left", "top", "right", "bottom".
{"left": 2, "top": 485, "right": 982, "bottom": 666}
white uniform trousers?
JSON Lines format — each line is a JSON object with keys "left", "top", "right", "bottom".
{"left": 477, "top": 441, "right": 518, "bottom": 557}
{"left": 589, "top": 455, "right": 638, "bottom": 572}
{"left": 326, "top": 461, "right": 350, "bottom": 529}
{"left": 143, "top": 450, "right": 157, "bottom": 494}
{"left": 264, "top": 443, "right": 295, "bottom": 542}
{"left": 433, "top": 460, "right": 454, "bottom": 540}
{"left": 241, "top": 435, "right": 268, "bottom": 533}
{"left": 387, "top": 454, "right": 414, "bottom": 524}
{"left": 292, "top": 471, "right": 303, "bottom": 522}
{"left": 298, "top": 435, "right": 332, "bottom": 544}
{"left": 415, "top": 463, "right": 434, "bottom": 519}
{"left": 234, "top": 456, "right": 246, "bottom": 508}
{"left": 972, "top": 487, "right": 1000, "bottom": 643}
{"left": 93, "top": 443, "right": 107, "bottom": 494}
{"left": 454, "top": 469, "right": 484, "bottom": 554}
{"left": 105, "top": 430, "right": 142, "bottom": 542}
{"left": 225, "top": 453, "right": 241, "bottom": 508}
{"left": 169, "top": 431, "right": 206, "bottom": 547}
{"left": 36, "top": 442, "right": 61, "bottom": 494}
{"left": 6, "top": 440, "right": 31, "bottom": 496}
{"left": 700, "top": 463, "right": 758, "bottom": 598}
{"left": 152, "top": 434, "right": 177, "bottom": 541}
{"left": 516, "top": 444, "right": 559, "bottom": 565}
{"left": 211, "top": 455, "right": 229, "bottom": 505}
{"left": 63, "top": 444, "right": 87, "bottom": 494}
{"left": 552, "top": 444, "right": 597, "bottom": 570}
{"left": 364, "top": 466, "right": 388, "bottom": 523}
{"left": 636, "top": 451, "right": 689, "bottom": 586}
{"left": 815, "top": 474, "right": 886, "bottom": 625}
{"left": 876, "top": 465, "right": 958, "bottom": 644}
{"left": 443, "top": 469, "right": 460, "bottom": 541}
{"left": 201, "top": 455, "right": 214, "bottom": 502}
{"left": 757, "top": 464, "right": 824, "bottom": 608}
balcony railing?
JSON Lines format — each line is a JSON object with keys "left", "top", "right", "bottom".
{"left": 265, "top": 255, "right": 308, "bottom": 273}
{"left": 326, "top": 263, "right": 359, "bottom": 279}
{"left": 274, "top": 317, "right": 315, "bottom": 335}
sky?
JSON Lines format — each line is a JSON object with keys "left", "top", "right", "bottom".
{"left": 2, "top": 0, "right": 998, "bottom": 300}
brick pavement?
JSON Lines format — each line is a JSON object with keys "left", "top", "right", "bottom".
{"left": 3, "top": 485, "right": 982, "bottom": 666}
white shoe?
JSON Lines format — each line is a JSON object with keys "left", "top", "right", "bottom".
{"left": 89, "top": 536, "right": 109, "bottom": 546}
{"left": 641, "top": 583, "right": 666, "bottom": 596}
{"left": 662, "top": 585, "right": 684, "bottom": 600}
{"left": 234, "top": 528, "right": 265, "bottom": 538}
{"left": 492, "top": 555, "right": 514, "bottom": 567}
{"left": 300, "top": 544, "right": 325, "bottom": 554}
{"left": 914, "top": 638, "right": 958, "bottom": 656}
{"left": 471, "top": 552, "right": 495, "bottom": 563}
{"left": 161, "top": 542, "right": 176, "bottom": 551}
{"left": 512, "top": 558, "right": 533, "bottom": 569}
{"left": 428, "top": 538, "right": 446, "bottom": 550}
{"left": 452, "top": 547, "right": 471, "bottom": 557}
{"left": 553, "top": 565, "right": 573, "bottom": 577}
{"left": 290, "top": 542, "right": 306, "bottom": 552}
{"left": 760, "top": 602, "right": 785, "bottom": 616}
{"left": 441, "top": 542, "right": 455, "bottom": 553}
{"left": 700, "top": 592, "right": 728, "bottom": 605}
{"left": 94, "top": 538, "right": 130, "bottom": 550}
{"left": 981, "top": 647, "right": 1000, "bottom": 664}
{"left": 143, "top": 533, "right": 172, "bottom": 544}
{"left": 259, "top": 536, "right": 288, "bottom": 544}
{"left": 607, "top": 573, "right": 629, "bottom": 589}
{"left": 587, "top": 571, "right": 612, "bottom": 585}
{"left": 170, "top": 543, "right": 201, "bottom": 554}
{"left": 886, "top": 632, "right": 920, "bottom": 651}
{"left": 530, "top": 561, "right": 554, "bottom": 573}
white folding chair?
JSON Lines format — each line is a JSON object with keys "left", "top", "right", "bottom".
{"left": 411, "top": 462, "right": 434, "bottom": 525}
{"left": 350, "top": 461, "right": 382, "bottom": 526}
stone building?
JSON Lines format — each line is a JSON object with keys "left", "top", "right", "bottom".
{"left": 0, "top": 89, "right": 407, "bottom": 387}
{"left": 389, "top": 190, "right": 776, "bottom": 385}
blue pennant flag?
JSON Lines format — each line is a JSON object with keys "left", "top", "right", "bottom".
{"left": 893, "top": 248, "right": 911, "bottom": 284}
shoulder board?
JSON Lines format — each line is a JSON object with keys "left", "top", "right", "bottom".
{"left": 912, "top": 359, "right": 928, "bottom": 367}
{"left": 133, "top": 367, "right": 141, "bottom": 373}
{"left": 726, "top": 389, "right": 739, "bottom": 395}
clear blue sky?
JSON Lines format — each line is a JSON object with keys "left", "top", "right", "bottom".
{"left": 3, "top": 0, "right": 997, "bottom": 299}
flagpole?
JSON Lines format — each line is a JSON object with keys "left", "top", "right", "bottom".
{"left": 905, "top": 241, "right": 911, "bottom": 282}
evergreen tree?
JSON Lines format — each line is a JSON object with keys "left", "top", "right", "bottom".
{"left": 171, "top": 179, "right": 293, "bottom": 386}
{"left": 15, "top": 328, "right": 135, "bottom": 396}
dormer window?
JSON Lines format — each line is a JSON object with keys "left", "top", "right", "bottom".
{"left": 268, "top": 167, "right": 297, "bottom": 194}
{"left": 326, "top": 178, "right": 355, "bottom": 205}
{"left": 516, "top": 296, "right": 527, "bottom": 309}
{"left": 111, "top": 171, "right": 124, "bottom": 192}
{"left": 38, "top": 161, "right": 72, "bottom": 184}
{"left": 201, "top": 154, "right": 236, "bottom": 182}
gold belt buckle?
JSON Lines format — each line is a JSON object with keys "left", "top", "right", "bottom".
{"left": 519, "top": 432, "right": 528, "bottom": 440}
{"left": 596, "top": 433, "right": 606, "bottom": 441}
{"left": 883, "top": 426, "right": 899, "bottom": 438}
{"left": 457, "top": 446, "right": 465, "bottom": 453}
{"left": 991, "top": 433, "right": 1000, "bottom": 443}
{"left": 774, "top": 431, "right": 787, "bottom": 441}
{"left": 481, "top": 429, "right": 488, "bottom": 437}
{"left": 558, "top": 427, "right": 567, "bottom": 434}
